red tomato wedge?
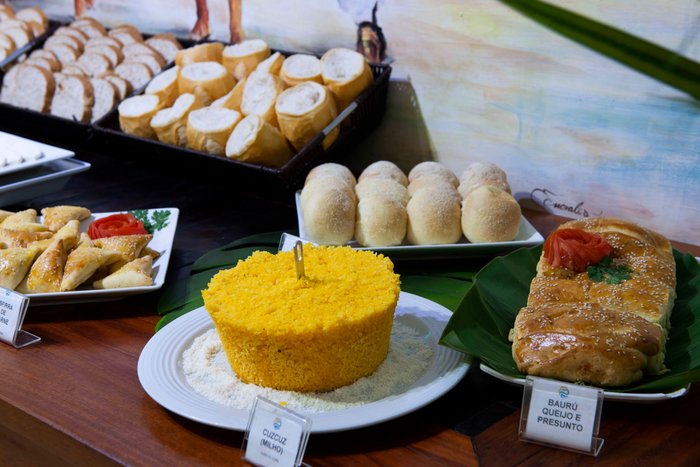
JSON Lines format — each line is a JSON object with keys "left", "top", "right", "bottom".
{"left": 88, "top": 213, "right": 147, "bottom": 239}
{"left": 543, "top": 228, "right": 612, "bottom": 272}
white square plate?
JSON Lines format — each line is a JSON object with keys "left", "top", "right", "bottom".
{"left": 0, "top": 131, "right": 75, "bottom": 177}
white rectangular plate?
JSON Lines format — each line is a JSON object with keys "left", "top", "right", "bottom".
{"left": 26, "top": 208, "right": 179, "bottom": 306}
{"left": 292, "top": 191, "right": 543, "bottom": 259}
{"left": 0, "top": 159, "right": 90, "bottom": 207}
{"left": 0, "top": 131, "right": 75, "bottom": 177}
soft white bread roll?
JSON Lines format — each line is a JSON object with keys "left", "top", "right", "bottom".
{"left": 119, "top": 94, "right": 161, "bottom": 139}
{"left": 16, "top": 7, "right": 49, "bottom": 30}
{"left": 211, "top": 76, "right": 245, "bottom": 111}
{"left": 458, "top": 161, "right": 511, "bottom": 199}
{"left": 275, "top": 81, "right": 338, "bottom": 151}
{"left": 101, "top": 73, "right": 131, "bottom": 100}
{"left": 114, "top": 61, "right": 153, "bottom": 90}
{"left": 54, "top": 26, "right": 89, "bottom": 46}
{"left": 145, "top": 66, "right": 179, "bottom": 107}
{"left": 50, "top": 73, "right": 93, "bottom": 123}
{"left": 178, "top": 61, "right": 235, "bottom": 106}
{"left": 225, "top": 114, "right": 293, "bottom": 167}
{"left": 355, "top": 196, "right": 407, "bottom": 247}
{"left": 355, "top": 178, "right": 409, "bottom": 206}
{"left": 186, "top": 106, "right": 241, "bottom": 155}
{"left": 145, "top": 34, "right": 182, "bottom": 63}
{"left": 240, "top": 70, "right": 285, "bottom": 127}
{"left": 280, "top": 54, "right": 323, "bottom": 87}
{"left": 461, "top": 185, "right": 521, "bottom": 243}
{"left": 300, "top": 179, "right": 355, "bottom": 245}
{"left": 406, "top": 186, "right": 462, "bottom": 245}
{"left": 150, "top": 93, "right": 200, "bottom": 146}
{"left": 408, "top": 161, "right": 459, "bottom": 187}
{"left": 321, "top": 48, "right": 373, "bottom": 111}
{"left": 407, "top": 175, "right": 461, "bottom": 203}
{"left": 0, "top": 64, "right": 55, "bottom": 112}
{"left": 358, "top": 160, "right": 408, "bottom": 186}
{"left": 304, "top": 162, "right": 356, "bottom": 190}
{"left": 84, "top": 44, "right": 123, "bottom": 68}
{"left": 175, "top": 42, "right": 224, "bottom": 68}
{"left": 90, "top": 77, "right": 118, "bottom": 122}
{"left": 222, "top": 39, "right": 270, "bottom": 81}
{"left": 77, "top": 52, "right": 112, "bottom": 78}
{"left": 255, "top": 51, "right": 283, "bottom": 75}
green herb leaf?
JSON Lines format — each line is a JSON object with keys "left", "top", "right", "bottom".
{"left": 129, "top": 209, "right": 170, "bottom": 234}
{"left": 587, "top": 256, "right": 632, "bottom": 284}
{"left": 151, "top": 210, "right": 171, "bottom": 232}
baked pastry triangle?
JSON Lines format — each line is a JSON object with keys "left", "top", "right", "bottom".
{"left": 41, "top": 205, "right": 91, "bottom": 232}
{"left": 94, "top": 234, "right": 152, "bottom": 272}
{"left": 1, "top": 222, "right": 50, "bottom": 233}
{"left": 93, "top": 256, "right": 153, "bottom": 289}
{"left": 0, "top": 210, "right": 14, "bottom": 223}
{"left": 0, "top": 246, "right": 42, "bottom": 290}
{"left": 0, "top": 228, "right": 53, "bottom": 248}
{"left": 22, "top": 238, "right": 67, "bottom": 293}
{"left": 52, "top": 219, "right": 81, "bottom": 251}
{"left": 60, "top": 247, "right": 122, "bottom": 291}
{"left": 0, "top": 209, "right": 38, "bottom": 227}
{"left": 75, "top": 232, "right": 94, "bottom": 249}
{"left": 140, "top": 246, "right": 161, "bottom": 260}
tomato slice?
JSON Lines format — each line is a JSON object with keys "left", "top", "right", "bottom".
{"left": 543, "top": 228, "right": 612, "bottom": 272}
{"left": 88, "top": 213, "right": 148, "bottom": 239}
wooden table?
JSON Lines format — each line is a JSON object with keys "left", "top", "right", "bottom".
{"left": 1, "top": 148, "right": 699, "bottom": 466}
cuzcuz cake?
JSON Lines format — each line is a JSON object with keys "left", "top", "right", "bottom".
{"left": 202, "top": 244, "right": 401, "bottom": 392}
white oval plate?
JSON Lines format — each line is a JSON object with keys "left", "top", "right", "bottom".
{"left": 138, "top": 292, "right": 469, "bottom": 433}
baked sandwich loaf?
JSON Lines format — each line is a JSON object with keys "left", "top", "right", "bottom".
{"left": 510, "top": 217, "right": 676, "bottom": 386}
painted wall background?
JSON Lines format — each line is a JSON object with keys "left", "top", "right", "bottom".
{"left": 9, "top": 0, "right": 700, "bottom": 245}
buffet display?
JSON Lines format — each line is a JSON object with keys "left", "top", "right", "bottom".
{"left": 0, "top": 5, "right": 51, "bottom": 66}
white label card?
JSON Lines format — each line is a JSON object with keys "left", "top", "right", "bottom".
{"left": 520, "top": 376, "right": 604, "bottom": 455}
{"left": 243, "top": 397, "right": 311, "bottom": 467}
{"left": 0, "top": 287, "right": 39, "bottom": 348}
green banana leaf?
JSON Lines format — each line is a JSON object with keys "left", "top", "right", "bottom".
{"left": 440, "top": 246, "right": 700, "bottom": 393}
{"left": 497, "top": 0, "right": 700, "bottom": 100}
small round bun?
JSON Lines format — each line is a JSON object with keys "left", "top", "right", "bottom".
{"left": 304, "top": 163, "right": 356, "bottom": 189}
{"left": 355, "top": 196, "right": 407, "bottom": 247}
{"left": 407, "top": 175, "right": 460, "bottom": 202}
{"left": 300, "top": 179, "right": 355, "bottom": 245}
{"left": 355, "top": 178, "right": 408, "bottom": 206}
{"left": 408, "top": 161, "right": 459, "bottom": 187}
{"left": 461, "top": 185, "right": 521, "bottom": 243}
{"left": 358, "top": 160, "right": 408, "bottom": 186}
{"left": 406, "top": 187, "right": 462, "bottom": 245}
{"left": 458, "top": 161, "right": 511, "bottom": 199}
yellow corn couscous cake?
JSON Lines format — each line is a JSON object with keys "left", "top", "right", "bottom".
{"left": 202, "top": 245, "right": 401, "bottom": 392}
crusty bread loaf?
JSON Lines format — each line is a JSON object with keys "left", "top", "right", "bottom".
{"left": 300, "top": 178, "right": 356, "bottom": 245}
{"left": 222, "top": 39, "right": 270, "bottom": 80}
{"left": 406, "top": 186, "right": 462, "bottom": 245}
{"left": 186, "top": 106, "right": 241, "bottom": 155}
{"left": 240, "top": 70, "right": 285, "bottom": 127}
{"left": 358, "top": 160, "right": 408, "bottom": 186}
{"left": 255, "top": 51, "right": 283, "bottom": 75}
{"left": 461, "top": 185, "right": 521, "bottom": 243}
{"left": 211, "top": 76, "right": 245, "bottom": 110}
{"left": 175, "top": 42, "right": 224, "bottom": 68}
{"left": 145, "top": 34, "right": 182, "bottom": 63}
{"left": 118, "top": 94, "right": 161, "bottom": 138}
{"left": 275, "top": 81, "right": 338, "bottom": 150}
{"left": 0, "top": 64, "right": 55, "bottom": 112}
{"left": 50, "top": 73, "right": 94, "bottom": 123}
{"left": 178, "top": 61, "right": 235, "bottom": 106}
{"left": 145, "top": 66, "right": 179, "bottom": 107}
{"left": 458, "top": 161, "right": 511, "bottom": 199}
{"left": 225, "top": 114, "right": 293, "bottom": 167}
{"left": 408, "top": 161, "right": 459, "bottom": 187}
{"left": 77, "top": 52, "right": 112, "bottom": 78}
{"left": 280, "top": 54, "right": 323, "bottom": 87}
{"left": 321, "top": 48, "right": 373, "bottom": 111}
{"left": 114, "top": 61, "right": 153, "bottom": 90}
{"left": 150, "top": 92, "right": 200, "bottom": 146}
{"left": 355, "top": 178, "right": 409, "bottom": 206}
{"left": 90, "top": 77, "right": 118, "bottom": 122}
{"left": 355, "top": 196, "right": 407, "bottom": 247}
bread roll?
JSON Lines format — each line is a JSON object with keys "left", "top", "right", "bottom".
{"left": 355, "top": 196, "right": 407, "bottom": 247}
{"left": 461, "top": 185, "right": 521, "bottom": 243}
{"left": 275, "top": 81, "right": 338, "bottom": 150}
{"left": 321, "top": 48, "right": 373, "bottom": 111}
{"left": 355, "top": 178, "right": 409, "bottom": 206}
{"left": 211, "top": 76, "right": 245, "bottom": 111}
{"left": 0, "top": 64, "right": 55, "bottom": 112}
{"left": 406, "top": 186, "right": 462, "bottom": 245}
{"left": 300, "top": 179, "right": 355, "bottom": 245}
{"left": 175, "top": 42, "right": 224, "bottom": 68}
{"left": 407, "top": 175, "right": 461, "bottom": 202}
{"left": 280, "top": 54, "right": 323, "bottom": 87}
{"left": 178, "top": 61, "right": 235, "bottom": 106}
{"left": 225, "top": 114, "right": 293, "bottom": 167}
{"left": 408, "top": 161, "right": 459, "bottom": 187}
{"left": 150, "top": 93, "right": 200, "bottom": 146}
{"left": 304, "top": 163, "right": 356, "bottom": 190}
{"left": 145, "top": 34, "right": 182, "bottom": 63}
{"left": 119, "top": 94, "right": 161, "bottom": 139}
{"left": 186, "top": 106, "right": 241, "bottom": 155}
{"left": 358, "top": 160, "right": 408, "bottom": 186}
{"left": 222, "top": 39, "right": 270, "bottom": 80}
{"left": 240, "top": 70, "right": 285, "bottom": 127}
{"left": 90, "top": 77, "right": 118, "bottom": 122}
{"left": 50, "top": 73, "right": 93, "bottom": 123}
{"left": 145, "top": 66, "right": 179, "bottom": 107}
{"left": 458, "top": 161, "right": 511, "bottom": 199}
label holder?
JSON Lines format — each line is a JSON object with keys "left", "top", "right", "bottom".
{"left": 0, "top": 288, "right": 40, "bottom": 349}
{"left": 519, "top": 376, "right": 604, "bottom": 456}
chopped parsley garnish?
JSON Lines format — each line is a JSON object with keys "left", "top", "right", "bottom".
{"left": 130, "top": 209, "right": 171, "bottom": 234}
{"left": 587, "top": 256, "right": 632, "bottom": 284}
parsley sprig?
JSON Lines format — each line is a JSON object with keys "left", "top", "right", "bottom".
{"left": 130, "top": 209, "right": 171, "bottom": 234}
{"left": 587, "top": 256, "right": 632, "bottom": 284}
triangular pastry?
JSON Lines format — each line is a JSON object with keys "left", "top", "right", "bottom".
{"left": 52, "top": 220, "right": 81, "bottom": 251}
{"left": 1, "top": 222, "right": 50, "bottom": 233}
{"left": 93, "top": 256, "right": 153, "bottom": 289}
{"left": 0, "top": 228, "right": 53, "bottom": 248}
{"left": 75, "top": 232, "right": 94, "bottom": 249}
{"left": 60, "top": 247, "right": 122, "bottom": 291}
{"left": 0, "top": 209, "right": 38, "bottom": 227}
{"left": 41, "top": 205, "right": 91, "bottom": 232}
{"left": 94, "top": 234, "right": 152, "bottom": 272}
{"left": 0, "top": 210, "right": 14, "bottom": 223}
{"left": 22, "top": 238, "right": 67, "bottom": 293}
{"left": 0, "top": 246, "right": 42, "bottom": 290}
{"left": 140, "top": 246, "right": 161, "bottom": 260}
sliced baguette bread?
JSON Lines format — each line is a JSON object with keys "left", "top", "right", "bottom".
{"left": 175, "top": 42, "right": 223, "bottom": 67}
{"left": 108, "top": 26, "right": 143, "bottom": 46}
{"left": 240, "top": 70, "right": 285, "bottom": 127}
{"left": 255, "top": 51, "right": 283, "bottom": 75}
{"left": 144, "top": 66, "right": 179, "bottom": 107}
{"left": 84, "top": 35, "right": 122, "bottom": 50}
{"left": 321, "top": 48, "right": 373, "bottom": 111}
{"left": 84, "top": 44, "right": 123, "bottom": 68}
{"left": 101, "top": 73, "right": 131, "bottom": 100}
{"left": 275, "top": 81, "right": 338, "bottom": 150}
{"left": 0, "top": 32, "right": 15, "bottom": 54}
{"left": 44, "top": 34, "right": 83, "bottom": 53}
{"left": 50, "top": 72, "right": 94, "bottom": 122}
{"left": 150, "top": 92, "right": 200, "bottom": 146}
{"left": 211, "top": 76, "right": 246, "bottom": 111}
{"left": 24, "top": 56, "right": 61, "bottom": 72}
{"left": 186, "top": 106, "right": 241, "bottom": 155}
{"left": 225, "top": 114, "right": 293, "bottom": 167}
{"left": 90, "top": 77, "right": 118, "bottom": 122}
{"left": 280, "top": 54, "right": 323, "bottom": 86}
{"left": 178, "top": 61, "right": 235, "bottom": 105}
{"left": 1, "top": 26, "right": 31, "bottom": 49}
{"left": 125, "top": 52, "right": 165, "bottom": 75}
{"left": 118, "top": 94, "right": 161, "bottom": 138}
{"left": 16, "top": 7, "right": 48, "bottom": 30}
{"left": 44, "top": 42, "right": 80, "bottom": 66}
{"left": 114, "top": 61, "right": 153, "bottom": 91}
{"left": 145, "top": 34, "right": 182, "bottom": 63}
{"left": 222, "top": 39, "right": 270, "bottom": 81}
{"left": 77, "top": 52, "right": 112, "bottom": 78}
{"left": 0, "top": 64, "right": 55, "bottom": 112}
{"left": 53, "top": 26, "right": 89, "bottom": 46}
